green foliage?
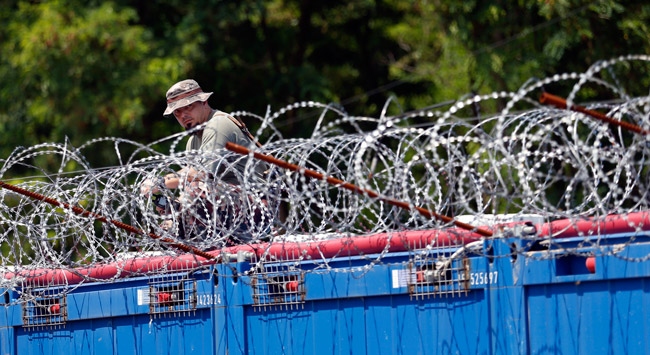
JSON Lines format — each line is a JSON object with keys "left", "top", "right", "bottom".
{"left": 0, "top": 1, "right": 184, "bottom": 167}
{"left": 1, "top": 0, "right": 648, "bottom": 172}
{"left": 385, "top": 0, "right": 650, "bottom": 110}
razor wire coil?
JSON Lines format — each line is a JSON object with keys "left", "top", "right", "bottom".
{"left": 1, "top": 55, "right": 650, "bottom": 303}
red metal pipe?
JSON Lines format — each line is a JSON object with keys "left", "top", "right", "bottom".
{"left": 6, "top": 211, "right": 650, "bottom": 286}
{"left": 536, "top": 211, "right": 650, "bottom": 238}
{"left": 4, "top": 227, "right": 483, "bottom": 286}
{"left": 539, "top": 93, "right": 649, "bottom": 135}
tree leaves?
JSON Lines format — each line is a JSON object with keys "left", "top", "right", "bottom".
{"left": 1, "top": 0, "right": 648, "bottom": 172}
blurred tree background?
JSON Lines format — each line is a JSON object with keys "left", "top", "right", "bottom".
{"left": 1, "top": 0, "right": 649, "bottom": 171}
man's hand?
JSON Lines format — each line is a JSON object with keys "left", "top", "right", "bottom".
{"left": 140, "top": 176, "right": 165, "bottom": 196}
{"left": 160, "top": 219, "right": 174, "bottom": 231}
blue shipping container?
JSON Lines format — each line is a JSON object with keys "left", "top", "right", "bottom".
{"left": 1, "top": 226, "right": 650, "bottom": 354}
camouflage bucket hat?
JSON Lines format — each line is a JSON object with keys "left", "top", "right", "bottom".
{"left": 163, "top": 79, "right": 213, "bottom": 116}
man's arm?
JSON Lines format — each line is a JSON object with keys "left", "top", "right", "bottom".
{"left": 140, "top": 170, "right": 183, "bottom": 195}
{"left": 161, "top": 167, "right": 210, "bottom": 190}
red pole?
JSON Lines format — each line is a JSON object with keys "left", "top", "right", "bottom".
{"left": 540, "top": 92, "right": 649, "bottom": 135}
{"left": 0, "top": 180, "right": 216, "bottom": 260}
{"left": 225, "top": 142, "right": 493, "bottom": 237}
